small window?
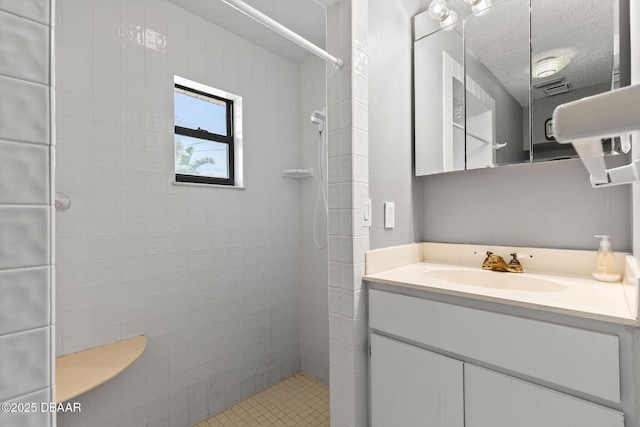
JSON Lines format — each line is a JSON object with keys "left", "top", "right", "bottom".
{"left": 174, "top": 83, "right": 234, "bottom": 185}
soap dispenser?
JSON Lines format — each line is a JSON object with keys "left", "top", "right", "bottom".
{"left": 592, "top": 235, "right": 621, "bottom": 282}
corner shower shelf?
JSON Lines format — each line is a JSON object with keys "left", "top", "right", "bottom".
{"left": 281, "top": 168, "right": 314, "bottom": 178}
{"left": 56, "top": 335, "right": 147, "bottom": 403}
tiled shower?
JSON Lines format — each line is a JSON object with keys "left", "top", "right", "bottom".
{"left": 51, "top": 0, "right": 329, "bottom": 426}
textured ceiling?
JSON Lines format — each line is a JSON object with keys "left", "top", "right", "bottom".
{"left": 167, "top": 0, "right": 615, "bottom": 101}
{"left": 459, "top": 0, "right": 615, "bottom": 105}
{"left": 167, "top": 0, "right": 327, "bottom": 63}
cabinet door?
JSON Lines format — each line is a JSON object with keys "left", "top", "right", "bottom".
{"left": 464, "top": 364, "right": 624, "bottom": 427}
{"left": 370, "top": 333, "right": 464, "bottom": 427}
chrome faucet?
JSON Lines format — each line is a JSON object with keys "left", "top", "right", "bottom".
{"left": 481, "top": 251, "right": 526, "bottom": 273}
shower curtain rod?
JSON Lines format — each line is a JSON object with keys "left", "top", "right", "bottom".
{"left": 219, "top": 0, "right": 344, "bottom": 69}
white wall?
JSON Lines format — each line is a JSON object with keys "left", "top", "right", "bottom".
{"left": 0, "top": 2, "right": 55, "bottom": 427}
{"left": 298, "top": 56, "right": 330, "bottom": 384}
{"left": 369, "top": 0, "right": 423, "bottom": 249}
{"left": 422, "top": 152, "right": 632, "bottom": 251}
{"left": 55, "top": 0, "right": 304, "bottom": 425}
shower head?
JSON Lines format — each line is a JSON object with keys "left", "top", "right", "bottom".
{"left": 311, "top": 110, "right": 326, "bottom": 132}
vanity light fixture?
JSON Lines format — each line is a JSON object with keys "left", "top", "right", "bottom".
{"left": 428, "top": 0, "right": 458, "bottom": 30}
{"left": 464, "top": 0, "right": 492, "bottom": 16}
{"left": 533, "top": 56, "right": 570, "bottom": 79}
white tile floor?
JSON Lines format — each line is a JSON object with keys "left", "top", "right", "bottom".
{"left": 195, "top": 373, "right": 329, "bottom": 427}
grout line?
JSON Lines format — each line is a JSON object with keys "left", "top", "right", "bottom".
{"left": 0, "top": 7, "right": 50, "bottom": 26}
{"left": 0, "top": 71, "right": 51, "bottom": 88}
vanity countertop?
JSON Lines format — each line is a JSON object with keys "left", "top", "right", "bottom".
{"left": 364, "top": 243, "right": 640, "bottom": 326}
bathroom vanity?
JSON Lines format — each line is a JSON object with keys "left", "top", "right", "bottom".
{"left": 365, "top": 243, "right": 640, "bottom": 427}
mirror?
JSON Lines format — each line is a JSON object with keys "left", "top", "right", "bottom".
{"left": 463, "top": 0, "right": 529, "bottom": 169}
{"left": 414, "top": 0, "right": 628, "bottom": 176}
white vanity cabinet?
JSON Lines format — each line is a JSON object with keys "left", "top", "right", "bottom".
{"left": 464, "top": 364, "right": 623, "bottom": 427}
{"left": 370, "top": 333, "right": 463, "bottom": 427}
{"left": 369, "top": 289, "right": 625, "bottom": 427}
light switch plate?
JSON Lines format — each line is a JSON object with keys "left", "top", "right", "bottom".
{"left": 384, "top": 202, "right": 395, "bottom": 229}
{"left": 363, "top": 199, "right": 372, "bottom": 227}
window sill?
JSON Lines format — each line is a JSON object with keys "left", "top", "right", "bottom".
{"left": 171, "top": 181, "right": 246, "bottom": 190}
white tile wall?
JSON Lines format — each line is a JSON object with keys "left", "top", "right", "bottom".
{"left": 0, "top": 141, "right": 50, "bottom": 204}
{"left": 0, "top": 2, "right": 53, "bottom": 427}
{"left": 327, "top": 1, "right": 370, "bottom": 426}
{"left": 55, "top": 0, "right": 309, "bottom": 425}
{"left": 0, "top": 267, "right": 50, "bottom": 336}
{"left": 2, "top": 388, "right": 53, "bottom": 427}
{"left": 0, "top": 207, "right": 50, "bottom": 269}
{"left": 0, "top": 11, "right": 49, "bottom": 84}
{"left": 0, "top": 75, "right": 50, "bottom": 144}
{"left": 0, "top": 328, "right": 51, "bottom": 401}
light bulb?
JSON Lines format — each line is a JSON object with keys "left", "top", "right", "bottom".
{"left": 428, "top": 0, "right": 450, "bottom": 21}
{"left": 441, "top": 9, "right": 458, "bottom": 30}
{"left": 471, "top": 0, "right": 492, "bottom": 15}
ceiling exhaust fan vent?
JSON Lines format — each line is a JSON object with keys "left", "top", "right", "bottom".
{"left": 533, "top": 76, "right": 565, "bottom": 89}
{"left": 544, "top": 82, "right": 571, "bottom": 96}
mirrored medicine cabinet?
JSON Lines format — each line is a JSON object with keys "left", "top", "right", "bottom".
{"left": 414, "top": 0, "right": 630, "bottom": 176}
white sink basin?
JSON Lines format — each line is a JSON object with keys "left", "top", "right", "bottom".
{"left": 425, "top": 269, "right": 566, "bottom": 292}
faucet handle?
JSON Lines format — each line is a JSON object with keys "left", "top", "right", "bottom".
{"left": 507, "top": 253, "right": 531, "bottom": 273}
{"left": 479, "top": 251, "right": 499, "bottom": 270}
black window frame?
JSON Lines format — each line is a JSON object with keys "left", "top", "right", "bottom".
{"left": 174, "top": 83, "right": 235, "bottom": 186}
